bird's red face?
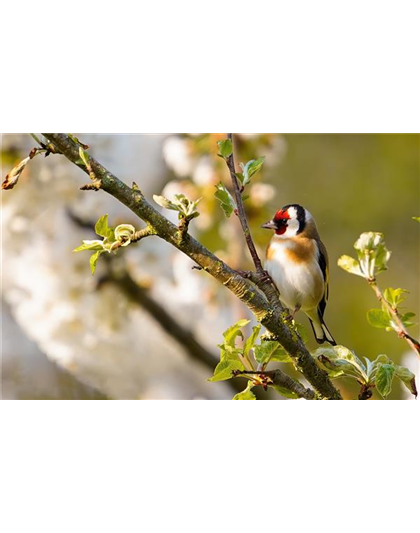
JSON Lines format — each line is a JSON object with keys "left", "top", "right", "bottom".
{"left": 261, "top": 208, "right": 290, "bottom": 235}
{"left": 272, "top": 209, "right": 290, "bottom": 235}
{"left": 261, "top": 204, "right": 306, "bottom": 237}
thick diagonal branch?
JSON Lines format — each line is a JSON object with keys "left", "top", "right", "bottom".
{"left": 42, "top": 133, "right": 342, "bottom": 400}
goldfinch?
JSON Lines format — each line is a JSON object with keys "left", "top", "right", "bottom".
{"left": 262, "top": 204, "right": 336, "bottom": 345}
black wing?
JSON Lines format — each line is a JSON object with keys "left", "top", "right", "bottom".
{"left": 317, "top": 240, "right": 329, "bottom": 319}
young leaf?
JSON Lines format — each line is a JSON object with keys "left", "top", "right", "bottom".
{"left": 232, "top": 382, "right": 256, "bottom": 400}
{"left": 90, "top": 250, "right": 105, "bottom": 275}
{"left": 95, "top": 214, "right": 114, "bottom": 240}
{"left": 240, "top": 157, "right": 265, "bottom": 186}
{"left": 2, "top": 156, "right": 30, "bottom": 190}
{"left": 243, "top": 324, "right": 261, "bottom": 358}
{"left": 222, "top": 319, "right": 250, "bottom": 347}
{"left": 394, "top": 365, "right": 418, "bottom": 398}
{"left": 208, "top": 360, "right": 244, "bottom": 382}
{"left": 115, "top": 224, "right": 136, "bottom": 245}
{"left": 337, "top": 255, "right": 364, "bottom": 277}
{"left": 367, "top": 309, "right": 391, "bottom": 329}
{"left": 254, "top": 340, "right": 291, "bottom": 364}
{"left": 73, "top": 240, "right": 105, "bottom": 252}
{"left": 375, "top": 363, "right": 395, "bottom": 398}
{"left": 153, "top": 195, "right": 178, "bottom": 210}
{"left": 214, "top": 182, "right": 236, "bottom": 217}
{"left": 383, "top": 287, "right": 409, "bottom": 308}
{"left": 314, "top": 345, "right": 367, "bottom": 381}
{"left": 217, "top": 139, "right": 233, "bottom": 159}
{"left": 78, "top": 146, "right": 90, "bottom": 169}
{"left": 400, "top": 312, "right": 416, "bottom": 328}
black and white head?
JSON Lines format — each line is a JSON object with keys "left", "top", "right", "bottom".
{"left": 261, "top": 204, "right": 315, "bottom": 238}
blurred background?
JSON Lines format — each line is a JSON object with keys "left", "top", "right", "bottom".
{"left": 1, "top": 133, "right": 419, "bottom": 399}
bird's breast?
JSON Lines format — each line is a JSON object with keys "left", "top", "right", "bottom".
{"left": 265, "top": 238, "right": 324, "bottom": 311}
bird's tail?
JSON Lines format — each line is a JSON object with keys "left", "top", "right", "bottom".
{"left": 307, "top": 313, "right": 336, "bottom": 346}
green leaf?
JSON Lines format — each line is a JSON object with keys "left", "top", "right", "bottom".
{"left": 271, "top": 386, "right": 299, "bottom": 399}
{"left": 412, "top": 217, "right": 420, "bottom": 222}
{"left": 214, "top": 182, "right": 236, "bottom": 217}
{"left": 95, "top": 214, "right": 114, "bottom": 240}
{"left": 400, "top": 312, "right": 416, "bottom": 328}
{"left": 383, "top": 287, "right": 409, "bottom": 308}
{"left": 222, "top": 319, "right": 250, "bottom": 347}
{"left": 394, "top": 365, "right": 418, "bottom": 397}
{"left": 153, "top": 195, "right": 177, "bottom": 210}
{"left": 73, "top": 240, "right": 105, "bottom": 252}
{"left": 216, "top": 139, "right": 233, "bottom": 159}
{"left": 90, "top": 250, "right": 104, "bottom": 275}
{"left": 78, "top": 146, "right": 90, "bottom": 169}
{"left": 240, "top": 157, "right": 265, "bottom": 186}
{"left": 208, "top": 360, "right": 244, "bottom": 382}
{"left": 219, "top": 345, "right": 243, "bottom": 362}
{"left": 337, "top": 255, "right": 364, "bottom": 277}
{"left": 254, "top": 340, "right": 291, "bottom": 364}
{"left": 232, "top": 382, "right": 256, "bottom": 400}
{"left": 243, "top": 324, "right": 261, "bottom": 358}
{"left": 367, "top": 309, "right": 391, "bottom": 329}
{"left": 314, "top": 345, "right": 367, "bottom": 381}
{"left": 374, "top": 243, "right": 391, "bottom": 274}
{"left": 114, "top": 224, "right": 136, "bottom": 245}
{"left": 375, "top": 363, "right": 395, "bottom": 398}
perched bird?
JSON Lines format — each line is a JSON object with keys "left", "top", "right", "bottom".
{"left": 262, "top": 204, "right": 336, "bottom": 345}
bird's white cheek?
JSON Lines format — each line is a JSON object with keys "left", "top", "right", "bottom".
{"left": 285, "top": 218, "right": 300, "bottom": 237}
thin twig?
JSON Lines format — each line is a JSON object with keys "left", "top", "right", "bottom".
{"left": 226, "top": 133, "right": 264, "bottom": 273}
{"left": 369, "top": 280, "right": 420, "bottom": 356}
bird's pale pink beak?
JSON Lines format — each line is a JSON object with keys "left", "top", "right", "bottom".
{"left": 261, "top": 220, "right": 277, "bottom": 230}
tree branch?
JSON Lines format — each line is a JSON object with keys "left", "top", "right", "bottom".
{"left": 233, "top": 370, "right": 317, "bottom": 400}
{"left": 42, "top": 133, "right": 342, "bottom": 400}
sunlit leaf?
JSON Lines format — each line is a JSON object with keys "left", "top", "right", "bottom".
{"left": 394, "top": 365, "right": 417, "bottom": 398}
{"left": 73, "top": 240, "right": 105, "bottom": 252}
{"left": 115, "top": 224, "right": 136, "bottom": 244}
{"left": 243, "top": 324, "right": 261, "bottom": 358}
{"left": 337, "top": 255, "right": 364, "bottom": 277}
{"left": 240, "top": 157, "right": 265, "bottom": 186}
{"left": 367, "top": 309, "right": 391, "bottom": 329}
{"left": 222, "top": 319, "right": 250, "bottom": 347}
{"left": 375, "top": 364, "right": 395, "bottom": 398}
{"left": 90, "top": 250, "right": 105, "bottom": 275}
{"left": 254, "top": 340, "right": 291, "bottom": 364}
{"left": 232, "top": 382, "right": 256, "bottom": 400}
{"left": 383, "top": 287, "right": 409, "bottom": 308}
{"left": 412, "top": 217, "right": 420, "bottom": 222}
{"left": 95, "top": 214, "right": 115, "bottom": 240}
{"left": 217, "top": 139, "right": 233, "bottom": 159}
{"left": 214, "top": 182, "right": 236, "bottom": 217}
{"left": 208, "top": 360, "right": 244, "bottom": 382}
{"left": 400, "top": 312, "right": 416, "bottom": 328}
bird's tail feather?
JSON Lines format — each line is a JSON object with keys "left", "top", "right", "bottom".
{"left": 308, "top": 316, "right": 336, "bottom": 346}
